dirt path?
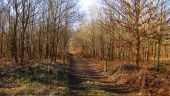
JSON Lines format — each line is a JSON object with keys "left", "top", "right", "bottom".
{"left": 68, "top": 54, "right": 135, "bottom": 96}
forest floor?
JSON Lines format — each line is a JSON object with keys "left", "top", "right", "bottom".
{"left": 0, "top": 53, "right": 170, "bottom": 95}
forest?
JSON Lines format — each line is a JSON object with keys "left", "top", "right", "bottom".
{"left": 0, "top": 0, "right": 170, "bottom": 95}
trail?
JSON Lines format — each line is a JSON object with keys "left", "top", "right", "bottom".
{"left": 68, "top": 54, "right": 135, "bottom": 96}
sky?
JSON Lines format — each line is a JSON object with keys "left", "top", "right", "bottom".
{"left": 79, "top": 0, "right": 99, "bottom": 22}
{"left": 73, "top": 0, "right": 100, "bottom": 29}
{"left": 79, "top": 0, "right": 96, "bottom": 12}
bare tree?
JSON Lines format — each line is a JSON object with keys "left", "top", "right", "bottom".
{"left": 147, "top": 0, "right": 170, "bottom": 71}
{"left": 104, "top": 0, "right": 165, "bottom": 66}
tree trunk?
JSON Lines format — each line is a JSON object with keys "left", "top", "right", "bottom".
{"left": 110, "top": 45, "right": 114, "bottom": 61}
{"left": 156, "top": 39, "right": 161, "bottom": 71}
{"left": 154, "top": 42, "right": 157, "bottom": 62}
{"left": 136, "top": 38, "right": 140, "bottom": 66}
{"left": 20, "top": 30, "right": 25, "bottom": 64}
{"left": 13, "top": 1, "right": 19, "bottom": 64}
{"left": 146, "top": 42, "right": 150, "bottom": 61}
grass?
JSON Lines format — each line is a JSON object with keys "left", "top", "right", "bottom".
{"left": 84, "top": 89, "right": 111, "bottom": 96}
{"left": 0, "top": 64, "right": 69, "bottom": 95}
{"left": 3, "top": 64, "right": 68, "bottom": 84}
{"left": 81, "top": 81, "right": 113, "bottom": 96}
{"left": 3, "top": 66, "right": 46, "bottom": 84}
{"left": 56, "top": 87, "right": 70, "bottom": 96}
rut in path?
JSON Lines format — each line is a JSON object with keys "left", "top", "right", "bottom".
{"left": 68, "top": 54, "right": 136, "bottom": 96}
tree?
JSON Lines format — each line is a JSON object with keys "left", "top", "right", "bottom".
{"left": 147, "top": 0, "right": 170, "bottom": 71}
{"left": 12, "top": 0, "right": 19, "bottom": 64}
{"left": 104, "top": 0, "right": 167, "bottom": 66}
